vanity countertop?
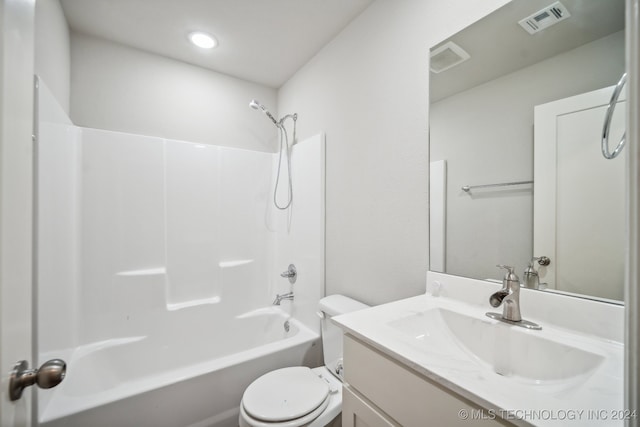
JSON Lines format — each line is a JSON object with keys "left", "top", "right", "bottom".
{"left": 333, "top": 272, "right": 625, "bottom": 427}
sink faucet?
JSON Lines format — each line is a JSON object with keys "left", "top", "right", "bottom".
{"left": 487, "top": 265, "right": 541, "bottom": 330}
{"left": 490, "top": 265, "right": 521, "bottom": 321}
{"left": 273, "top": 292, "right": 294, "bottom": 305}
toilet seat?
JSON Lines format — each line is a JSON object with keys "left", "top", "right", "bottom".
{"left": 243, "top": 366, "right": 330, "bottom": 422}
{"left": 240, "top": 367, "right": 338, "bottom": 427}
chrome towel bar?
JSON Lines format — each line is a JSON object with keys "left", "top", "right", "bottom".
{"left": 461, "top": 180, "right": 533, "bottom": 192}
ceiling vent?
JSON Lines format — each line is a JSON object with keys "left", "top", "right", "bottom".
{"left": 430, "top": 41, "right": 470, "bottom": 74}
{"left": 518, "top": 1, "right": 571, "bottom": 35}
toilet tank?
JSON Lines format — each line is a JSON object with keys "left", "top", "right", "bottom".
{"left": 318, "top": 295, "right": 369, "bottom": 380}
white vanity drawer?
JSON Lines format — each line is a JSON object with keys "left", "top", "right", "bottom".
{"left": 343, "top": 334, "right": 510, "bottom": 427}
{"left": 342, "top": 385, "right": 401, "bottom": 427}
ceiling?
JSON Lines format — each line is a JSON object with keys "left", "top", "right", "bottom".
{"left": 60, "top": 0, "right": 374, "bottom": 88}
{"left": 430, "top": 0, "right": 625, "bottom": 102}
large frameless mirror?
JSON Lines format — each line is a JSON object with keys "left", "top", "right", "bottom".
{"left": 429, "top": 0, "right": 625, "bottom": 303}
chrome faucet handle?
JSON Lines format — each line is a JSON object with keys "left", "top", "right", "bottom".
{"left": 496, "top": 265, "right": 519, "bottom": 287}
{"left": 280, "top": 264, "right": 297, "bottom": 284}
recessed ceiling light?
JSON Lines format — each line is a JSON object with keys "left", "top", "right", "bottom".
{"left": 188, "top": 31, "right": 217, "bottom": 49}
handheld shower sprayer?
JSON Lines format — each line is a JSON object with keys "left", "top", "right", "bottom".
{"left": 249, "top": 99, "right": 298, "bottom": 210}
{"left": 249, "top": 99, "right": 278, "bottom": 125}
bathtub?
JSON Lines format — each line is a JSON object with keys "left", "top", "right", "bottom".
{"left": 39, "top": 307, "right": 318, "bottom": 427}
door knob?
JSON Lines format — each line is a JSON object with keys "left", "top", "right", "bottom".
{"left": 9, "top": 359, "right": 66, "bottom": 401}
{"left": 537, "top": 256, "right": 551, "bottom": 266}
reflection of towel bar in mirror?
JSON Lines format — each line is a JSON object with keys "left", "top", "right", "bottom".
{"left": 461, "top": 180, "right": 533, "bottom": 192}
{"left": 601, "top": 72, "right": 627, "bottom": 159}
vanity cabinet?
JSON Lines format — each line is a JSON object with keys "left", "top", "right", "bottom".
{"left": 343, "top": 386, "right": 399, "bottom": 427}
{"left": 342, "top": 334, "right": 511, "bottom": 427}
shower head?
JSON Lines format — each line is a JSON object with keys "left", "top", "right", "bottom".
{"left": 249, "top": 99, "right": 278, "bottom": 125}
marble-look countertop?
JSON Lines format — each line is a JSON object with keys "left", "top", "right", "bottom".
{"left": 333, "top": 273, "right": 625, "bottom": 427}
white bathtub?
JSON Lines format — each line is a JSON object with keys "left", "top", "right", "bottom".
{"left": 39, "top": 307, "right": 318, "bottom": 427}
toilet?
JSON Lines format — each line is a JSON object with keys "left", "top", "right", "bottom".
{"left": 239, "top": 295, "right": 369, "bottom": 427}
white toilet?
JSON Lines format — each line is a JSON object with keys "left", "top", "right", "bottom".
{"left": 239, "top": 295, "right": 369, "bottom": 427}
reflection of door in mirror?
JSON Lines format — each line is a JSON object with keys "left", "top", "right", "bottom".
{"left": 429, "top": 160, "right": 447, "bottom": 272}
{"left": 534, "top": 86, "right": 626, "bottom": 301}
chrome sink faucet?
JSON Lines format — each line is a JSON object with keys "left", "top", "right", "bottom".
{"left": 489, "top": 265, "right": 521, "bottom": 321}
{"left": 487, "top": 265, "right": 541, "bottom": 330}
{"left": 273, "top": 292, "right": 294, "bottom": 305}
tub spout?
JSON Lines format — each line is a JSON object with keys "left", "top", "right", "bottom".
{"left": 273, "top": 292, "right": 294, "bottom": 305}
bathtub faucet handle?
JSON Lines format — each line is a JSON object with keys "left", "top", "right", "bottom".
{"left": 280, "top": 264, "right": 297, "bottom": 284}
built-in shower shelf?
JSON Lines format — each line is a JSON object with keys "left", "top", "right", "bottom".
{"left": 166, "top": 296, "right": 221, "bottom": 311}
{"left": 116, "top": 267, "right": 167, "bottom": 277}
{"left": 219, "top": 259, "right": 254, "bottom": 268}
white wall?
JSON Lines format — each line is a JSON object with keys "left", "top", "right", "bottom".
{"left": 35, "top": 0, "right": 70, "bottom": 113}
{"left": 70, "top": 32, "right": 278, "bottom": 151}
{"left": 430, "top": 31, "right": 624, "bottom": 281}
{"left": 277, "top": 0, "right": 510, "bottom": 306}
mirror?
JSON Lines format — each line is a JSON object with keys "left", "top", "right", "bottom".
{"left": 429, "top": 0, "right": 625, "bottom": 302}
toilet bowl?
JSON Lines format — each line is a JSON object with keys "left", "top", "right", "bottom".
{"left": 239, "top": 295, "right": 368, "bottom": 427}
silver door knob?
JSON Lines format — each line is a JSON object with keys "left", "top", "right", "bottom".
{"left": 9, "top": 359, "right": 66, "bottom": 401}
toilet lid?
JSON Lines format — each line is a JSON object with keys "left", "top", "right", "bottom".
{"left": 243, "top": 367, "right": 330, "bottom": 422}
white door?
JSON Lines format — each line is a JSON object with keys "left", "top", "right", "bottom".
{"left": 0, "top": 0, "right": 35, "bottom": 425}
{"left": 534, "top": 85, "right": 626, "bottom": 301}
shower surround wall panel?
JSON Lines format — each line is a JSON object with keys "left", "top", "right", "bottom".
{"left": 271, "top": 133, "right": 326, "bottom": 333}
{"left": 36, "top": 81, "right": 324, "bottom": 427}
{"left": 77, "top": 131, "right": 276, "bottom": 338}
{"left": 37, "top": 80, "right": 80, "bottom": 359}
{"left": 79, "top": 128, "right": 166, "bottom": 342}
{"left": 165, "top": 141, "right": 221, "bottom": 310}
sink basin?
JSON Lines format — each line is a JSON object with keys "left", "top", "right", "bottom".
{"left": 388, "top": 308, "right": 604, "bottom": 383}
